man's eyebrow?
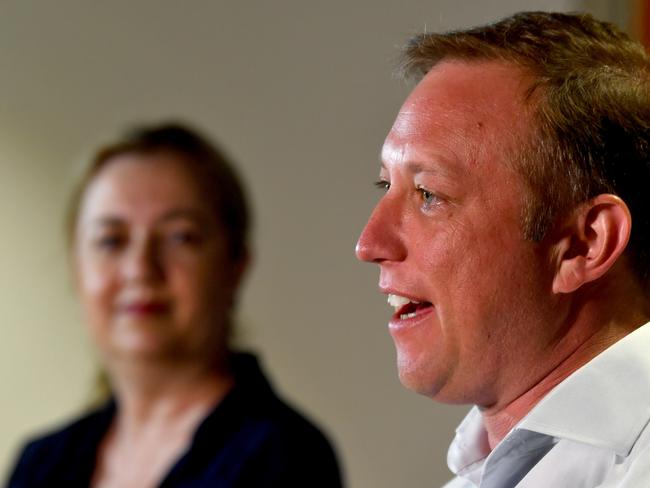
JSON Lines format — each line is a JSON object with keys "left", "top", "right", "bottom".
{"left": 379, "top": 159, "right": 463, "bottom": 178}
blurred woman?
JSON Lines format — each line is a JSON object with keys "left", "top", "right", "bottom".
{"left": 8, "top": 123, "right": 342, "bottom": 487}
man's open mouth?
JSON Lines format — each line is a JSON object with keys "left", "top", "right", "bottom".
{"left": 387, "top": 294, "right": 433, "bottom": 320}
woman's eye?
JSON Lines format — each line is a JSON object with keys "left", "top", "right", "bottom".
{"left": 374, "top": 180, "right": 390, "bottom": 191}
{"left": 94, "top": 234, "right": 125, "bottom": 251}
{"left": 168, "top": 230, "right": 201, "bottom": 246}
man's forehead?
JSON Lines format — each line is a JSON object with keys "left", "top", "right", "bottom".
{"left": 400, "top": 59, "right": 530, "bottom": 121}
{"left": 383, "top": 59, "right": 532, "bottom": 167}
{"left": 379, "top": 139, "right": 466, "bottom": 180}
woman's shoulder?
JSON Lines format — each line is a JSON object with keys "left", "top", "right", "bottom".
{"left": 188, "top": 352, "right": 344, "bottom": 486}
{"left": 225, "top": 352, "right": 333, "bottom": 438}
{"left": 7, "top": 402, "right": 114, "bottom": 488}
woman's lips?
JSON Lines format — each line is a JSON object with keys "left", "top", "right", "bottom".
{"left": 121, "top": 302, "right": 170, "bottom": 316}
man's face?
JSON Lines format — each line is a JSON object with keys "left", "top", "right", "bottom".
{"left": 356, "top": 60, "right": 559, "bottom": 408}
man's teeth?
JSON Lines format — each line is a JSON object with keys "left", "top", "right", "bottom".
{"left": 387, "top": 294, "right": 420, "bottom": 312}
{"left": 387, "top": 294, "right": 410, "bottom": 308}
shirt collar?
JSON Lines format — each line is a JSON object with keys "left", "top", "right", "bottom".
{"left": 447, "top": 406, "right": 489, "bottom": 484}
{"left": 519, "top": 321, "right": 650, "bottom": 457}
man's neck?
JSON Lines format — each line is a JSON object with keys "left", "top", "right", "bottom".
{"left": 481, "top": 314, "right": 647, "bottom": 450}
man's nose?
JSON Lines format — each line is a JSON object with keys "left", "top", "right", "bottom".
{"left": 355, "top": 195, "right": 407, "bottom": 264}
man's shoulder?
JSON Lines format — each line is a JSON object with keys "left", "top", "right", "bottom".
{"left": 619, "top": 414, "right": 650, "bottom": 482}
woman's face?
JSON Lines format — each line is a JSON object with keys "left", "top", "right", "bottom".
{"left": 74, "top": 151, "right": 244, "bottom": 364}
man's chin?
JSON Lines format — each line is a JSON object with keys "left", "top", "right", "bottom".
{"left": 396, "top": 356, "right": 444, "bottom": 398}
{"left": 396, "top": 356, "right": 474, "bottom": 404}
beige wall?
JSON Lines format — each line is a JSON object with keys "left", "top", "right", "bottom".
{"left": 1, "top": 1, "right": 603, "bottom": 486}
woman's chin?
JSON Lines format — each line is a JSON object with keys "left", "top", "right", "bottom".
{"left": 103, "top": 333, "right": 177, "bottom": 362}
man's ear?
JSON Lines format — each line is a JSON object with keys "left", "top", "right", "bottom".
{"left": 552, "top": 194, "right": 631, "bottom": 294}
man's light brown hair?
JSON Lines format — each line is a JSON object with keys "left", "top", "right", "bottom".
{"left": 399, "top": 11, "right": 650, "bottom": 292}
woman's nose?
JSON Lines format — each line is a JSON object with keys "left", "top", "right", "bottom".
{"left": 122, "top": 236, "right": 164, "bottom": 283}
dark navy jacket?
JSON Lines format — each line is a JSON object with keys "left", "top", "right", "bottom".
{"left": 7, "top": 354, "right": 343, "bottom": 487}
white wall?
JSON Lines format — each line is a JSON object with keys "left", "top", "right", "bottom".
{"left": 1, "top": 1, "right": 603, "bottom": 486}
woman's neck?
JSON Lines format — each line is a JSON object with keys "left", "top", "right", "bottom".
{"left": 107, "top": 356, "right": 234, "bottom": 426}
{"left": 91, "top": 359, "right": 235, "bottom": 488}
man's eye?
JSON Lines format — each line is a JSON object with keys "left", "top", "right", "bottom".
{"left": 417, "top": 186, "right": 441, "bottom": 210}
{"left": 374, "top": 180, "right": 390, "bottom": 191}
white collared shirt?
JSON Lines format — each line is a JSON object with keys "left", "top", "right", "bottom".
{"left": 444, "top": 322, "right": 650, "bottom": 488}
